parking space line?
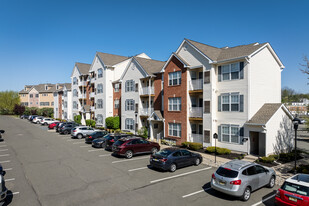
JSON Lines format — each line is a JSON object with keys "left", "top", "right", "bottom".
{"left": 0, "top": 149, "right": 8, "bottom": 152}
{"left": 112, "top": 156, "right": 149, "bottom": 163}
{"left": 182, "top": 188, "right": 211, "bottom": 198}
{"left": 0, "top": 142, "right": 5, "bottom": 144}
{"left": 251, "top": 194, "right": 276, "bottom": 206}
{"left": 88, "top": 149, "right": 102, "bottom": 152}
{"left": 73, "top": 142, "right": 84, "bottom": 144}
{"left": 6, "top": 178, "right": 15, "bottom": 182}
{"left": 0, "top": 145, "right": 7, "bottom": 148}
{"left": 0, "top": 160, "right": 10, "bottom": 163}
{"left": 0, "top": 154, "right": 9, "bottom": 157}
{"left": 7, "top": 192, "right": 19, "bottom": 196}
{"left": 150, "top": 167, "right": 212, "bottom": 184}
{"left": 5, "top": 168, "right": 12, "bottom": 171}
{"left": 80, "top": 145, "right": 88, "bottom": 148}
{"left": 128, "top": 167, "right": 148, "bottom": 172}
{"left": 99, "top": 154, "right": 111, "bottom": 157}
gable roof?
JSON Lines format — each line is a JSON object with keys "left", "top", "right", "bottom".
{"left": 134, "top": 57, "right": 165, "bottom": 76}
{"left": 63, "top": 83, "right": 71, "bottom": 90}
{"left": 96, "top": 52, "right": 129, "bottom": 66}
{"left": 76, "top": 62, "right": 91, "bottom": 75}
{"left": 246, "top": 103, "right": 288, "bottom": 125}
{"left": 160, "top": 52, "right": 190, "bottom": 73}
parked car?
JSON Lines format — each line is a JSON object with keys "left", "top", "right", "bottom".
{"left": 112, "top": 137, "right": 160, "bottom": 159}
{"left": 56, "top": 122, "right": 68, "bottom": 132}
{"left": 20, "top": 114, "right": 29, "bottom": 119}
{"left": 275, "top": 173, "right": 309, "bottom": 206}
{"left": 71, "top": 126, "right": 98, "bottom": 139}
{"left": 29, "top": 115, "right": 38, "bottom": 122}
{"left": 211, "top": 160, "right": 276, "bottom": 201}
{"left": 0, "top": 164, "right": 7, "bottom": 202}
{"left": 40, "top": 118, "right": 55, "bottom": 125}
{"left": 85, "top": 131, "right": 108, "bottom": 144}
{"left": 104, "top": 134, "right": 131, "bottom": 150}
{"left": 48, "top": 122, "right": 60, "bottom": 129}
{"left": 150, "top": 147, "right": 202, "bottom": 172}
{"left": 59, "top": 123, "right": 79, "bottom": 135}
{"left": 0, "top": 130, "right": 4, "bottom": 140}
{"left": 32, "top": 116, "right": 43, "bottom": 124}
{"left": 92, "top": 135, "right": 111, "bottom": 148}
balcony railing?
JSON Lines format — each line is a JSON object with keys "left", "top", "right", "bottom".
{"left": 78, "top": 81, "right": 87, "bottom": 87}
{"left": 91, "top": 106, "right": 95, "bottom": 111}
{"left": 140, "top": 87, "right": 154, "bottom": 95}
{"left": 78, "top": 93, "right": 86, "bottom": 99}
{"left": 90, "top": 92, "right": 95, "bottom": 98}
{"left": 189, "top": 107, "right": 203, "bottom": 118}
{"left": 140, "top": 107, "right": 154, "bottom": 116}
{"left": 189, "top": 79, "right": 203, "bottom": 91}
{"left": 191, "top": 133, "right": 203, "bottom": 144}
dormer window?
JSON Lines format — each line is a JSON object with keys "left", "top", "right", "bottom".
{"left": 45, "top": 85, "right": 48, "bottom": 90}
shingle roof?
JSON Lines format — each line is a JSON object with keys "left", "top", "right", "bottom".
{"left": 76, "top": 63, "right": 91, "bottom": 75}
{"left": 97, "top": 52, "right": 129, "bottom": 66}
{"left": 246, "top": 103, "right": 282, "bottom": 125}
{"left": 135, "top": 57, "right": 165, "bottom": 75}
{"left": 186, "top": 39, "right": 267, "bottom": 62}
{"left": 64, "top": 83, "right": 71, "bottom": 90}
{"left": 34, "top": 84, "right": 57, "bottom": 93}
{"left": 154, "top": 110, "right": 163, "bottom": 120}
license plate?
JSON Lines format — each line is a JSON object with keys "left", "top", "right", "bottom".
{"left": 153, "top": 159, "right": 159, "bottom": 162}
{"left": 219, "top": 181, "right": 226, "bottom": 185}
{"left": 289, "top": 197, "right": 297, "bottom": 202}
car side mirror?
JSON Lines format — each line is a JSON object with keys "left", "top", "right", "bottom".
{"left": 265, "top": 169, "right": 269, "bottom": 173}
{"left": 0, "top": 130, "right": 4, "bottom": 134}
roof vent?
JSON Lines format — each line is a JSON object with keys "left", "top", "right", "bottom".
{"left": 254, "top": 43, "right": 259, "bottom": 46}
{"left": 223, "top": 46, "right": 229, "bottom": 49}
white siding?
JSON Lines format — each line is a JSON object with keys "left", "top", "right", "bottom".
{"left": 71, "top": 66, "right": 80, "bottom": 118}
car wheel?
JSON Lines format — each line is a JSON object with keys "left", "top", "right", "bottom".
{"left": 194, "top": 158, "right": 201, "bottom": 166}
{"left": 44, "top": 123, "right": 47, "bottom": 126}
{"left": 241, "top": 187, "right": 251, "bottom": 201}
{"left": 77, "top": 134, "right": 83, "bottom": 139}
{"left": 170, "top": 163, "right": 177, "bottom": 172}
{"left": 268, "top": 176, "right": 275, "bottom": 188}
{"left": 151, "top": 147, "right": 158, "bottom": 155}
{"left": 125, "top": 150, "right": 133, "bottom": 159}
{"left": 64, "top": 130, "right": 69, "bottom": 135}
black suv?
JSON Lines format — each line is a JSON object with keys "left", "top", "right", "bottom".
{"left": 59, "top": 122, "right": 79, "bottom": 135}
{"left": 85, "top": 131, "right": 109, "bottom": 144}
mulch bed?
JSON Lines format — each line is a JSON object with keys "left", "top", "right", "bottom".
{"left": 204, "top": 152, "right": 245, "bottom": 160}
{"left": 256, "top": 161, "right": 279, "bottom": 167}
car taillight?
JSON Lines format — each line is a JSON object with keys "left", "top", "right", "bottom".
{"left": 160, "top": 158, "right": 168, "bottom": 162}
{"left": 73, "top": 130, "right": 76, "bottom": 132}
{"left": 118, "top": 145, "right": 125, "bottom": 148}
{"left": 89, "top": 136, "right": 92, "bottom": 139}
{"left": 111, "top": 139, "right": 115, "bottom": 143}
{"left": 276, "top": 190, "right": 281, "bottom": 198}
{"left": 230, "top": 180, "right": 241, "bottom": 185}
{"left": 212, "top": 173, "right": 216, "bottom": 179}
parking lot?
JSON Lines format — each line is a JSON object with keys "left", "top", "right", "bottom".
{"left": 0, "top": 115, "right": 278, "bottom": 206}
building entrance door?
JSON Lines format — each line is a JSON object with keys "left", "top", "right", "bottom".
{"left": 250, "top": 131, "right": 259, "bottom": 155}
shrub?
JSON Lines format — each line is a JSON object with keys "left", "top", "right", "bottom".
{"left": 205, "top": 147, "right": 231, "bottom": 155}
{"left": 96, "top": 127, "right": 105, "bottom": 130}
{"left": 105, "top": 116, "right": 120, "bottom": 130}
{"left": 13, "top": 104, "right": 25, "bottom": 115}
{"left": 86, "top": 120, "right": 96, "bottom": 127}
{"left": 259, "top": 156, "right": 275, "bottom": 163}
{"left": 295, "top": 164, "right": 309, "bottom": 174}
{"left": 188, "top": 142, "right": 203, "bottom": 151}
{"left": 137, "top": 126, "right": 148, "bottom": 139}
{"left": 74, "top": 115, "right": 81, "bottom": 124}
{"left": 181, "top": 142, "right": 190, "bottom": 148}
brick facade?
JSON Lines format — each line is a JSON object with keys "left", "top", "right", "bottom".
{"left": 113, "top": 83, "right": 121, "bottom": 117}
{"left": 153, "top": 73, "right": 162, "bottom": 111}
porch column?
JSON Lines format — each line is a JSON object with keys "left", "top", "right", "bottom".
{"left": 149, "top": 121, "right": 153, "bottom": 141}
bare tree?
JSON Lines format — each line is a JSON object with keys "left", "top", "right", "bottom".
{"left": 300, "top": 56, "right": 309, "bottom": 78}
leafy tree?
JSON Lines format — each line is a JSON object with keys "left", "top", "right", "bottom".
{"left": 13, "top": 104, "right": 25, "bottom": 115}
{"left": 74, "top": 115, "right": 81, "bottom": 124}
{"left": 0, "top": 91, "right": 20, "bottom": 114}
{"left": 37, "top": 108, "right": 53, "bottom": 117}
{"left": 105, "top": 116, "right": 120, "bottom": 130}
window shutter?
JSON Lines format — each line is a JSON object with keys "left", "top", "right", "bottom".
{"left": 125, "top": 100, "right": 127, "bottom": 111}
{"left": 218, "top": 126, "right": 221, "bottom": 142}
{"left": 218, "top": 66, "right": 222, "bottom": 82}
{"left": 240, "top": 95, "right": 244, "bottom": 112}
{"left": 240, "top": 62, "right": 244, "bottom": 79}
{"left": 239, "top": 127, "right": 244, "bottom": 145}
{"left": 135, "top": 83, "right": 138, "bottom": 92}
{"left": 218, "top": 96, "right": 221, "bottom": 112}
{"left": 125, "top": 81, "right": 128, "bottom": 92}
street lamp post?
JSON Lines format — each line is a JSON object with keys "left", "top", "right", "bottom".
{"left": 213, "top": 133, "right": 218, "bottom": 163}
{"left": 292, "top": 117, "right": 300, "bottom": 174}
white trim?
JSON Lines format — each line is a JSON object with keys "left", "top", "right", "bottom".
{"left": 181, "top": 39, "right": 214, "bottom": 63}
{"left": 160, "top": 52, "right": 189, "bottom": 73}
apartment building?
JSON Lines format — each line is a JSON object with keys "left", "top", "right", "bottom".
{"left": 53, "top": 83, "right": 72, "bottom": 120}
{"left": 19, "top": 84, "right": 56, "bottom": 108}
{"left": 161, "top": 39, "right": 293, "bottom": 156}
{"left": 120, "top": 56, "right": 165, "bottom": 140}
{"left": 71, "top": 62, "right": 91, "bottom": 124}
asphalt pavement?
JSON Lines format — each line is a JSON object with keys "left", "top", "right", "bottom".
{"left": 0, "top": 115, "right": 278, "bottom": 206}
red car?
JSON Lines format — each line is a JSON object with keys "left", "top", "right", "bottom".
{"left": 112, "top": 137, "right": 160, "bottom": 159}
{"left": 275, "top": 173, "right": 309, "bottom": 206}
{"left": 48, "top": 121, "right": 60, "bottom": 129}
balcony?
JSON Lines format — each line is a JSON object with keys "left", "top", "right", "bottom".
{"left": 90, "top": 92, "right": 95, "bottom": 98}
{"left": 189, "top": 79, "right": 203, "bottom": 92}
{"left": 140, "top": 87, "right": 154, "bottom": 96}
{"left": 189, "top": 107, "right": 203, "bottom": 119}
{"left": 78, "top": 93, "right": 87, "bottom": 99}
{"left": 191, "top": 133, "right": 203, "bottom": 144}
{"left": 78, "top": 81, "right": 87, "bottom": 87}
{"left": 140, "top": 107, "right": 154, "bottom": 116}
{"left": 91, "top": 106, "right": 95, "bottom": 111}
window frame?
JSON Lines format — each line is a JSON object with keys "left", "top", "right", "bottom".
{"left": 125, "top": 118, "right": 134, "bottom": 130}
{"left": 220, "top": 62, "right": 240, "bottom": 81}
{"left": 97, "top": 99, "right": 103, "bottom": 109}
{"left": 125, "top": 99, "right": 134, "bottom": 111}
{"left": 98, "top": 68, "right": 103, "bottom": 78}
{"left": 168, "top": 71, "right": 181, "bottom": 86}
{"left": 168, "top": 97, "right": 181, "bottom": 111}
{"left": 219, "top": 124, "right": 240, "bottom": 144}
{"left": 168, "top": 123, "right": 181, "bottom": 137}
{"left": 97, "top": 84, "right": 103, "bottom": 94}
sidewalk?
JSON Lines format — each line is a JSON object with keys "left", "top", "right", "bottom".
{"left": 159, "top": 144, "right": 309, "bottom": 185}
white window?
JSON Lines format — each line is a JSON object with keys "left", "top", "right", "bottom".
{"left": 73, "top": 89, "right": 78, "bottom": 97}
{"left": 64, "top": 101, "right": 67, "bottom": 108}
{"left": 220, "top": 62, "right": 241, "bottom": 81}
{"left": 220, "top": 125, "right": 240, "bottom": 144}
{"left": 97, "top": 114, "right": 103, "bottom": 124}
{"left": 168, "top": 97, "right": 181, "bottom": 111}
{"left": 73, "top": 101, "right": 78, "bottom": 109}
{"left": 125, "top": 80, "right": 135, "bottom": 92}
{"left": 97, "top": 84, "right": 103, "bottom": 93}
{"left": 73, "top": 77, "right": 78, "bottom": 85}
{"left": 98, "top": 69, "right": 103, "bottom": 78}
{"left": 168, "top": 123, "right": 181, "bottom": 137}
{"left": 97, "top": 99, "right": 103, "bottom": 109}
{"left": 125, "top": 99, "right": 134, "bottom": 111}
{"left": 125, "top": 118, "right": 134, "bottom": 130}
{"left": 114, "top": 99, "right": 119, "bottom": 109}
{"left": 219, "top": 93, "right": 243, "bottom": 112}
{"left": 64, "top": 91, "right": 67, "bottom": 97}
{"left": 168, "top": 71, "right": 181, "bottom": 86}
{"left": 114, "top": 83, "right": 119, "bottom": 92}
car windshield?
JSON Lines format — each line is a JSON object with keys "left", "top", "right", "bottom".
{"left": 106, "top": 136, "right": 113, "bottom": 141}
{"left": 282, "top": 182, "right": 309, "bottom": 196}
{"left": 216, "top": 167, "right": 239, "bottom": 178}
{"left": 155, "top": 149, "right": 173, "bottom": 157}
{"left": 114, "top": 140, "right": 126, "bottom": 146}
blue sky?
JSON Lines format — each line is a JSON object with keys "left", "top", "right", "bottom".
{"left": 0, "top": 0, "right": 308, "bottom": 93}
